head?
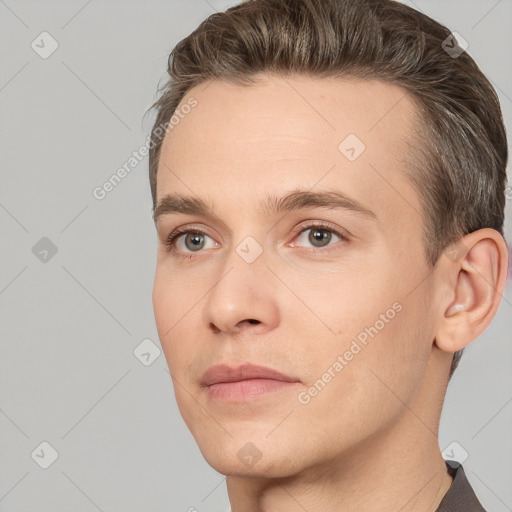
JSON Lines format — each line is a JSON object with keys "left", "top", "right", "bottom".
{"left": 149, "top": 0, "right": 508, "bottom": 478}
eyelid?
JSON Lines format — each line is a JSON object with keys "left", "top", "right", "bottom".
{"left": 162, "top": 223, "right": 217, "bottom": 243}
{"left": 162, "top": 220, "right": 350, "bottom": 257}
{"left": 162, "top": 223, "right": 220, "bottom": 255}
{"left": 288, "top": 220, "right": 350, "bottom": 246}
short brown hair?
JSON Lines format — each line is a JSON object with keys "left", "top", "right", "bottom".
{"left": 148, "top": 0, "right": 508, "bottom": 374}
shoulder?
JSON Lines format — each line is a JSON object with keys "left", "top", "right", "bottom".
{"left": 436, "top": 463, "right": 487, "bottom": 512}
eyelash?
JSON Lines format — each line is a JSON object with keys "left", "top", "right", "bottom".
{"left": 163, "top": 222, "right": 348, "bottom": 259}
{"left": 163, "top": 226, "right": 214, "bottom": 260}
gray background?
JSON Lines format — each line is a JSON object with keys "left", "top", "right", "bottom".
{"left": 0, "top": 0, "right": 511, "bottom": 511}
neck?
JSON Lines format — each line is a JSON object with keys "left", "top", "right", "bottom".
{"left": 227, "top": 358, "right": 453, "bottom": 512}
{"left": 227, "top": 421, "right": 452, "bottom": 512}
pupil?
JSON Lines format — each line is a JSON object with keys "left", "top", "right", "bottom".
{"left": 186, "top": 233, "right": 204, "bottom": 251}
{"left": 309, "top": 228, "right": 331, "bottom": 247}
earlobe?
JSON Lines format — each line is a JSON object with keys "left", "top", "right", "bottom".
{"left": 435, "top": 228, "right": 508, "bottom": 354}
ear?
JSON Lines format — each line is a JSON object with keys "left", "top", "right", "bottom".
{"left": 435, "top": 228, "right": 509, "bottom": 354}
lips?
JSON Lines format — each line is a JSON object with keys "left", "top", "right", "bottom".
{"left": 200, "top": 364, "right": 300, "bottom": 401}
{"left": 201, "top": 364, "right": 299, "bottom": 386}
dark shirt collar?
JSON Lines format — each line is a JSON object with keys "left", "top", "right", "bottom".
{"left": 436, "top": 463, "right": 486, "bottom": 511}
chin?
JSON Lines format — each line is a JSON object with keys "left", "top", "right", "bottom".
{"left": 205, "top": 454, "right": 303, "bottom": 479}
{"left": 195, "top": 434, "right": 308, "bottom": 478}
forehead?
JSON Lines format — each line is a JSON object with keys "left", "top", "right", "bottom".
{"left": 161, "top": 75, "right": 417, "bottom": 162}
{"left": 156, "top": 75, "right": 423, "bottom": 232}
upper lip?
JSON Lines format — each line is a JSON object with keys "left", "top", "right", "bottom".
{"left": 201, "top": 364, "right": 299, "bottom": 386}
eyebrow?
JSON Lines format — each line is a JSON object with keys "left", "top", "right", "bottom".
{"left": 153, "top": 189, "right": 377, "bottom": 224}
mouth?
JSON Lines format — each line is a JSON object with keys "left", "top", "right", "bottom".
{"left": 200, "top": 364, "right": 301, "bottom": 402}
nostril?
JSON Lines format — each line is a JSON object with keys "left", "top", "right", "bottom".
{"left": 209, "top": 322, "right": 221, "bottom": 333}
{"left": 209, "top": 319, "right": 261, "bottom": 333}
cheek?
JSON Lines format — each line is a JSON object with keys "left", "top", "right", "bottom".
{"left": 293, "top": 260, "right": 432, "bottom": 397}
{"left": 283, "top": 261, "right": 391, "bottom": 339}
{"left": 152, "top": 268, "right": 193, "bottom": 366}
{"left": 152, "top": 264, "right": 200, "bottom": 328}
{"left": 153, "top": 276, "right": 198, "bottom": 425}
{"left": 293, "top": 297, "right": 432, "bottom": 447}
{"left": 152, "top": 270, "right": 174, "bottom": 340}
{"left": 152, "top": 265, "right": 215, "bottom": 388}
{"left": 339, "top": 283, "right": 434, "bottom": 405}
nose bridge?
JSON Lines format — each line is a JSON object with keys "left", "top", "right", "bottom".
{"left": 202, "top": 233, "right": 279, "bottom": 333}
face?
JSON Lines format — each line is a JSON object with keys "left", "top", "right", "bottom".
{"left": 152, "top": 75, "right": 442, "bottom": 477}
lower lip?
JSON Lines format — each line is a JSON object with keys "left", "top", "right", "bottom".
{"left": 206, "top": 378, "right": 298, "bottom": 401}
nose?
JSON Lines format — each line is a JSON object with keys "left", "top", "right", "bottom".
{"left": 202, "top": 242, "right": 280, "bottom": 336}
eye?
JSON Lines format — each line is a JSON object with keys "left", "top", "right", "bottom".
{"left": 291, "top": 223, "right": 346, "bottom": 249}
{"left": 164, "top": 228, "right": 219, "bottom": 255}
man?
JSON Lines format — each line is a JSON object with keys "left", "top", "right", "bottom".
{"left": 148, "top": 0, "right": 509, "bottom": 510}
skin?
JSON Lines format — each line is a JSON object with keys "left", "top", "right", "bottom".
{"left": 151, "top": 75, "right": 508, "bottom": 511}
